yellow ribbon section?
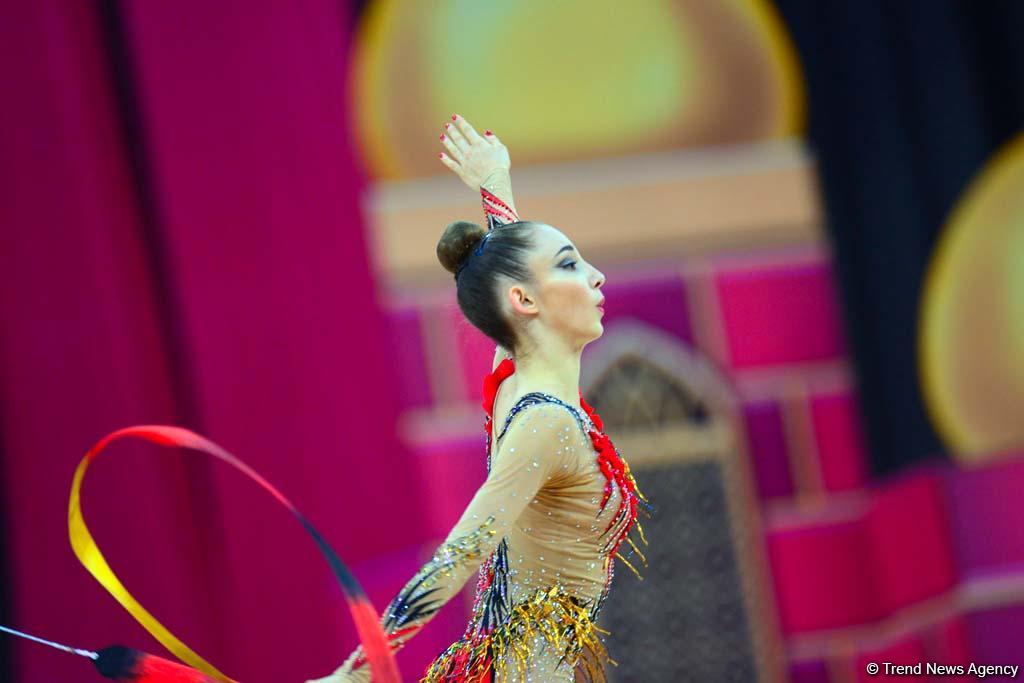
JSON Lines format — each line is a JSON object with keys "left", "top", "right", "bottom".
{"left": 68, "top": 436, "right": 233, "bottom": 682}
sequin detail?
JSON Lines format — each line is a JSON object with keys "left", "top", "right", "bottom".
{"left": 487, "top": 362, "right": 653, "bottom": 587}
{"left": 384, "top": 517, "right": 498, "bottom": 632}
{"left": 496, "top": 393, "right": 592, "bottom": 445}
{"left": 346, "top": 358, "right": 654, "bottom": 681}
{"left": 422, "top": 584, "right": 612, "bottom": 683}
{"left": 481, "top": 187, "right": 519, "bottom": 229}
{"left": 458, "top": 358, "right": 653, "bottom": 681}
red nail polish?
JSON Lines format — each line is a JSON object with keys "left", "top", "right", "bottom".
{"left": 440, "top": 134, "right": 445, "bottom": 140}
{"left": 438, "top": 153, "right": 444, "bottom": 158}
{"left": 451, "top": 114, "right": 458, "bottom": 121}
{"left": 445, "top": 122, "right": 451, "bottom": 129}
{"left": 485, "top": 130, "right": 492, "bottom": 135}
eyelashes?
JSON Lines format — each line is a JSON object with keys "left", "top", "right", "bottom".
{"left": 560, "top": 261, "right": 578, "bottom": 270}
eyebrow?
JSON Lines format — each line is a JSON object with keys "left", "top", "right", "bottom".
{"left": 553, "top": 245, "right": 575, "bottom": 260}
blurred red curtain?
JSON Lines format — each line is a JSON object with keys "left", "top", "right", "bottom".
{"left": 0, "top": 1, "right": 425, "bottom": 681}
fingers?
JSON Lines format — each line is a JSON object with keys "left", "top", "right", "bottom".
{"left": 453, "top": 113, "right": 486, "bottom": 145}
{"left": 440, "top": 132, "right": 464, "bottom": 162}
{"left": 444, "top": 121, "right": 470, "bottom": 154}
{"left": 438, "top": 151, "right": 461, "bottom": 172}
{"left": 437, "top": 114, "right": 504, "bottom": 180}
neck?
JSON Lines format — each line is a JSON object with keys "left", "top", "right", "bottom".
{"left": 511, "top": 334, "right": 583, "bottom": 409}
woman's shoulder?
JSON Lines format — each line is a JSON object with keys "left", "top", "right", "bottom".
{"left": 490, "top": 400, "right": 592, "bottom": 483}
{"left": 497, "top": 390, "right": 592, "bottom": 443}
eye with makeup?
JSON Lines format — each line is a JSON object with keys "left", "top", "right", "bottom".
{"left": 553, "top": 243, "right": 582, "bottom": 272}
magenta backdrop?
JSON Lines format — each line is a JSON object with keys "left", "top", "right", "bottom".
{"left": 0, "top": 1, "right": 427, "bottom": 681}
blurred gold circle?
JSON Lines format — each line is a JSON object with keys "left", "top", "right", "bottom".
{"left": 919, "top": 132, "right": 1024, "bottom": 461}
{"left": 350, "top": 0, "right": 805, "bottom": 179}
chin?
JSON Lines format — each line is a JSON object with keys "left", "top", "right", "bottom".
{"left": 571, "top": 319, "right": 604, "bottom": 346}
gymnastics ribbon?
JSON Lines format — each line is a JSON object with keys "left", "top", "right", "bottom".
{"left": 0, "top": 623, "right": 226, "bottom": 682}
{"left": 68, "top": 425, "right": 400, "bottom": 682}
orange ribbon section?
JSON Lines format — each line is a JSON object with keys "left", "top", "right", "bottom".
{"left": 69, "top": 425, "right": 400, "bottom": 683}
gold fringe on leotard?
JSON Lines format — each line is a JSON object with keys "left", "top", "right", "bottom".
{"left": 421, "top": 584, "right": 614, "bottom": 683}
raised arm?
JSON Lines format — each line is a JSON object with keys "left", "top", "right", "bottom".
{"left": 438, "top": 114, "right": 519, "bottom": 228}
{"left": 438, "top": 114, "right": 519, "bottom": 368}
{"left": 306, "top": 403, "right": 575, "bottom": 682}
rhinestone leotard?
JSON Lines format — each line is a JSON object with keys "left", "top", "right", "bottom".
{"left": 335, "top": 358, "right": 651, "bottom": 682}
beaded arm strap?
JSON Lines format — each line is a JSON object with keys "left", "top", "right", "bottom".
{"left": 482, "top": 187, "right": 518, "bottom": 229}
{"left": 480, "top": 168, "right": 520, "bottom": 230}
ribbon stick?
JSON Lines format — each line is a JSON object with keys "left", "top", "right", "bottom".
{"left": 69, "top": 425, "right": 400, "bottom": 683}
{"left": 0, "top": 624, "right": 219, "bottom": 682}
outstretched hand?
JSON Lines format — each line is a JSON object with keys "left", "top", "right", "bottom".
{"left": 438, "top": 114, "right": 511, "bottom": 190}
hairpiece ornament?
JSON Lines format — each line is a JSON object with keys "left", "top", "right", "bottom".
{"left": 454, "top": 230, "right": 495, "bottom": 281}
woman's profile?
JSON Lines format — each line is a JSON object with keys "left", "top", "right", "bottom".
{"left": 307, "top": 115, "right": 652, "bottom": 683}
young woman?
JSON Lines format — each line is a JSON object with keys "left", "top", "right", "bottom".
{"left": 307, "top": 115, "right": 651, "bottom": 683}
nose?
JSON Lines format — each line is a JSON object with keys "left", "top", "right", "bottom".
{"left": 592, "top": 268, "right": 605, "bottom": 289}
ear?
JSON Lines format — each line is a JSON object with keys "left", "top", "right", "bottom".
{"left": 506, "top": 284, "right": 537, "bottom": 316}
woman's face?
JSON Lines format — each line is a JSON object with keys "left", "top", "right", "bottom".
{"left": 509, "top": 223, "right": 606, "bottom": 345}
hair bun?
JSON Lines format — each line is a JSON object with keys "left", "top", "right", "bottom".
{"left": 437, "top": 220, "right": 488, "bottom": 275}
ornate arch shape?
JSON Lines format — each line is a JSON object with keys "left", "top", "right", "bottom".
{"left": 581, "top": 320, "right": 786, "bottom": 682}
{"left": 581, "top": 320, "right": 739, "bottom": 466}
